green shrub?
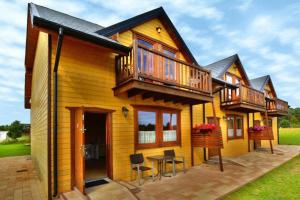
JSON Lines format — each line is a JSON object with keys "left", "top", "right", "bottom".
{"left": 0, "top": 135, "right": 30, "bottom": 145}
{"left": 7, "top": 121, "right": 25, "bottom": 139}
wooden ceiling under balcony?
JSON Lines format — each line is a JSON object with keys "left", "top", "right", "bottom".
{"left": 114, "top": 79, "right": 213, "bottom": 105}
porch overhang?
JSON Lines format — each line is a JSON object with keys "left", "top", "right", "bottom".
{"left": 113, "top": 79, "right": 213, "bottom": 105}
{"left": 221, "top": 102, "right": 266, "bottom": 113}
{"left": 267, "top": 110, "right": 288, "bottom": 117}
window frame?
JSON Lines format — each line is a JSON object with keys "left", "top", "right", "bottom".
{"left": 226, "top": 114, "right": 244, "bottom": 140}
{"left": 134, "top": 106, "right": 181, "bottom": 149}
{"left": 207, "top": 117, "right": 220, "bottom": 125}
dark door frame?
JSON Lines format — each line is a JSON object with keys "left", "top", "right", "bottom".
{"left": 67, "top": 107, "right": 114, "bottom": 191}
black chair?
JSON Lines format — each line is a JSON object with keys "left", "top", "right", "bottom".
{"left": 130, "top": 153, "right": 154, "bottom": 185}
{"left": 164, "top": 150, "right": 186, "bottom": 176}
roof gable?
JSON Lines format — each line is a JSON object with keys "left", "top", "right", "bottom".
{"left": 97, "top": 7, "right": 198, "bottom": 65}
{"left": 250, "top": 75, "right": 277, "bottom": 97}
{"left": 204, "top": 54, "right": 251, "bottom": 86}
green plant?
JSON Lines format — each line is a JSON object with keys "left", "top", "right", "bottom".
{"left": 280, "top": 119, "right": 290, "bottom": 128}
{"left": 7, "top": 120, "right": 25, "bottom": 139}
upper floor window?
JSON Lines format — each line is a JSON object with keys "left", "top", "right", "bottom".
{"left": 225, "top": 73, "right": 241, "bottom": 99}
{"left": 135, "top": 106, "right": 181, "bottom": 149}
{"left": 135, "top": 34, "right": 178, "bottom": 81}
{"left": 225, "top": 73, "right": 240, "bottom": 85}
{"left": 137, "top": 39, "right": 154, "bottom": 74}
{"left": 163, "top": 49, "right": 176, "bottom": 81}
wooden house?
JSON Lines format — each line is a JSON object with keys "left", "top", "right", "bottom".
{"left": 24, "top": 3, "right": 288, "bottom": 199}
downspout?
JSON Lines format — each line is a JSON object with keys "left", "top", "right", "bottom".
{"left": 53, "top": 27, "right": 64, "bottom": 197}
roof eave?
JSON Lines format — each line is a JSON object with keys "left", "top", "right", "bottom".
{"left": 32, "top": 16, "right": 131, "bottom": 55}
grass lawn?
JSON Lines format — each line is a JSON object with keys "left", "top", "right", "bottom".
{"left": 224, "top": 154, "right": 300, "bottom": 200}
{"left": 0, "top": 143, "right": 30, "bottom": 158}
{"left": 279, "top": 128, "right": 300, "bottom": 145}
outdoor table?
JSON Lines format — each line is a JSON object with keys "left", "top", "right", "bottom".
{"left": 147, "top": 155, "right": 175, "bottom": 180}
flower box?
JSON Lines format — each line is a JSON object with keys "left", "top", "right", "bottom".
{"left": 193, "top": 124, "right": 216, "bottom": 134}
{"left": 249, "top": 125, "right": 267, "bottom": 133}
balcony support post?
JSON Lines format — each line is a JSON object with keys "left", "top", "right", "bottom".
{"left": 202, "top": 103, "right": 207, "bottom": 161}
{"left": 247, "top": 113, "right": 250, "bottom": 152}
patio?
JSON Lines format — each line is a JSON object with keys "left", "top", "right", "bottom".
{"left": 125, "top": 145, "right": 300, "bottom": 200}
{"left": 1, "top": 145, "right": 299, "bottom": 200}
{"left": 0, "top": 155, "right": 46, "bottom": 200}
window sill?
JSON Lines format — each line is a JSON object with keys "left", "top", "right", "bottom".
{"left": 136, "top": 143, "right": 181, "bottom": 150}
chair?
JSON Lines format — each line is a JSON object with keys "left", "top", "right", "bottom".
{"left": 130, "top": 153, "right": 154, "bottom": 185}
{"left": 164, "top": 150, "right": 186, "bottom": 176}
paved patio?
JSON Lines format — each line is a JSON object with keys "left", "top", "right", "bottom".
{"left": 128, "top": 145, "right": 300, "bottom": 200}
{"left": 1, "top": 145, "right": 299, "bottom": 200}
{"left": 0, "top": 155, "right": 46, "bottom": 200}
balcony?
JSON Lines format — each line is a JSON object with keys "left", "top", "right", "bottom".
{"left": 266, "top": 98, "right": 288, "bottom": 116}
{"left": 220, "top": 85, "right": 266, "bottom": 112}
{"left": 113, "top": 43, "right": 213, "bottom": 104}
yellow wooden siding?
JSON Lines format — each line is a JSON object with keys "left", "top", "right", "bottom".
{"left": 226, "top": 63, "right": 242, "bottom": 78}
{"left": 52, "top": 36, "right": 192, "bottom": 193}
{"left": 30, "top": 32, "right": 49, "bottom": 198}
{"left": 118, "top": 18, "right": 187, "bottom": 62}
{"left": 264, "top": 83, "right": 271, "bottom": 91}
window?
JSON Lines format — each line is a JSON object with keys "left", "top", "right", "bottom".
{"left": 225, "top": 73, "right": 241, "bottom": 85}
{"left": 135, "top": 34, "right": 179, "bottom": 80}
{"left": 225, "top": 73, "right": 241, "bottom": 99}
{"left": 225, "top": 74, "right": 233, "bottom": 84}
{"left": 137, "top": 111, "right": 156, "bottom": 144}
{"left": 263, "top": 118, "right": 272, "bottom": 127}
{"left": 163, "top": 49, "right": 176, "bottom": 81}
{"left": 226, "top": 115, "right": 244, "bottom": 139}
{"left": 137, "top": 39, "right": 154, "bottom": 74}
{"left": 135, "top": 106, "right": 181, "bottom": 149}
{"left": 207, "top": 117, "right": 220, "bottom": 125}
{"left": 163, "top": 112, "right": 177, "bottom": 142}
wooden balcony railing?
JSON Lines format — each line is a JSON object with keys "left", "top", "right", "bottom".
{"left": 115, "top": 43, "right": 212, "bottom": 95}
{"left": 266, "top": 98, "right": 288, "bottom": 113}
{"left": 220, "top": 85, "right": 265, "bottom": 107}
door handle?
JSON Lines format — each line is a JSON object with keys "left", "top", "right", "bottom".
{"left": 80, "top": 145, "right": 86, "bottom": 158}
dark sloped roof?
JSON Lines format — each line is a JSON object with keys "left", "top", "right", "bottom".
{"left": 204, "top": 54, "right": 237, "bottom": 78}
{"left": 29, "top": 3, "right": 130, "bottom": 53}
{"left": 203, "top": 54, "right": 251, "bottom": 86}
{"left": 250, "top": 75, "right": 277, "bottom": 98}
{"left": 250, "top": 75, "right": 269, "bottom": 91}
{"left": 97, "top": 7, "right": 198, "bottom": 65}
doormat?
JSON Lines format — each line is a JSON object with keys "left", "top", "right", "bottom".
{"left": 85, "top": 179, "right": 109, "bottom": 188}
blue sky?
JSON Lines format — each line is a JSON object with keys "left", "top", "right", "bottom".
{"left": 0, "top": 0, "right": 300, "bottom": 125}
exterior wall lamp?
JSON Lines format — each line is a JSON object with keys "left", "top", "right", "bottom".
{"left": 122, "top": 106, "right": 129, "bottom": 118}
{"left": 156, "top": 26, "right": 162, "bottom": 33}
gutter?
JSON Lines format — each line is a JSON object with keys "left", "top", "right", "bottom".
{"left": 32, "top": 16, "right": 130, "bottom": 55}
{"left": 53, "top": 27, "right": 64, "bottom": 197}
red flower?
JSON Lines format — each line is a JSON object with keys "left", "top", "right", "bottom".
{"left": 194, "top": 124, "right": 216, "bottom": 130}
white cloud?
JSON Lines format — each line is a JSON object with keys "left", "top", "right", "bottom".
{"left": 234, "top": 0, "right": 253, "bottom": 11}
{"left": 178, "top": 25, "right": 214, "bottom": 50}
{"left": 86, "top": 0, "right": 223, "bottom": 20}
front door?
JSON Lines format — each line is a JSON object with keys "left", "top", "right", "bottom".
{"left": 72, "top": 107, "right": 113, "bottom": 193}
{"left": 74, "top": 108, "right": 85, "bottom": 193}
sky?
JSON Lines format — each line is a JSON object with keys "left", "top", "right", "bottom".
{"left": 1, "top": 0, "right": 300, "bottom": 125}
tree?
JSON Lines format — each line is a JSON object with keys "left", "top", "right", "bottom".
{"left": 7, "top": 120, "right": 24, "bottom": 139}
{"left": 280, "top": 119, "right": 290, "bottom": 128}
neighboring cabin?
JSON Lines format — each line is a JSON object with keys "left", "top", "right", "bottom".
{"left": 24, "top": 3, "right": 288, "bottom": 199}
{"left": 0, "top": 131, "right": 8, "bottom": 142}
